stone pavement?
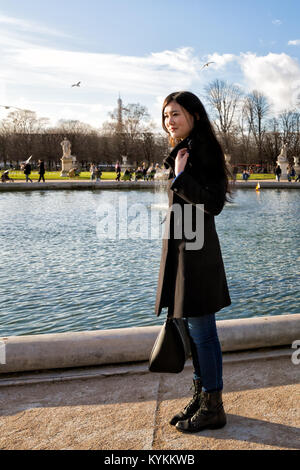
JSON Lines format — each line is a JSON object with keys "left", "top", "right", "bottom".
{"left": 0, "top": 347, "right": 299, "bottom": 450}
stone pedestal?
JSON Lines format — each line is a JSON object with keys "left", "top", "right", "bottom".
{"left": 60, "top": 157, "right": 73, "bottom": 177}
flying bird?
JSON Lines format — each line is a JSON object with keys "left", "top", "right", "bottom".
{"left": 71, "top": 81, "right": 81, "bottom": 87}
{"left": 200, "top": 62, "right": 215, "bottom": 71}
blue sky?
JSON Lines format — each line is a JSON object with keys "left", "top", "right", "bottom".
{"left": 0, "top": 0, "right": 300, "bottom": 128}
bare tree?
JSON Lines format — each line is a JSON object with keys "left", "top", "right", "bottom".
{"left": 3, "top": 109, "right": 49, "bottom": 134}
{"left": 0, "top": 110, "right": 49, "bottom": 164}
{"left": 278, "top": 110, "right": 300, "bottom": 157}
{"left": 205, "top": 79, "right": 243, "bottom": 152}
{"left": 244, "top": 90, "right": 270, "bottom": 163}
{"left": 101, "top": 102, "right": 151, "bottom": 162}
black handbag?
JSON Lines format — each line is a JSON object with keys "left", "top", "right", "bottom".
{"left": 149, "top": 318, "right": 191, "bottom": 373}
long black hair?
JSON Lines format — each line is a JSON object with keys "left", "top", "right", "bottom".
{"left": 162, "top": 91, "right": 233, "bottom": 200}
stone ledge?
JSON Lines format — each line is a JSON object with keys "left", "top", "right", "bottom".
{"left": 0, "top": 180, "right": 299, "bottom": 191}
{"left": 1, "top": 314, "right": 299, "bottom": 374}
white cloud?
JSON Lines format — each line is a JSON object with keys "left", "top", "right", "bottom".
{"left": 272, "top": 19, "right": 282, "bottom": 25}
{"left": 150, "top": 47, "right": 200, "bottom": 75}
{"left": 0, "top": 12, "right": 70, "bottom": 37}
{"left": 1, "top": 40, "right": 199, "bottom": 94}
{"left": 0, "top": 28, "right": 204, "bottom": 126}
{"left": 239, "top": 52, "right": 300, "bottom": 113}
{"left": 205, "top": 53, "right": 236, "bottom": 69}
{"left": 288, "top": 39, "right": 300, "bottom": 46}
{"left": 0, "top": 13, "right": 300, "bottom": 127}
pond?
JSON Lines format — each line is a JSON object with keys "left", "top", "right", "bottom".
{"left": 0, "top": 187, "right": 299, "bottom": 336}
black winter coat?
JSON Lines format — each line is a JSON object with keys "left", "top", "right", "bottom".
{"left": 39, "top": 162, "right": 45, "bottom": 175}
{"left": 155, "top": 134, "right": 231, "bottom": 318}
{"left": 24, "top": 164, "right": 31, "bottom": 175}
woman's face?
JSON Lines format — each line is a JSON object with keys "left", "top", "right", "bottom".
{"left": 163, "top": 101, "right": 194, "bottom": 140}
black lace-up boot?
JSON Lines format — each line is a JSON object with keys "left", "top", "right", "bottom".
{"left": 169, "top": 379, "right": 202, "bottom": 426}
{"left": 175, "top": 390, "right": 226, "bottom": 433}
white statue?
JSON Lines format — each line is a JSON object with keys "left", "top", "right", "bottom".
{"left": 276, "top": 143, "right": 289, "bottom": 180}
{"left": 293, "top": 156, "right": 300, "bottom": 167}
{"left": 293, "top": 156, "right": 300, "bottom": 177}
{"left": 60, "top": 137, "right": 75, "bottom": 177}
{"left": 278, "top": 143, "right": 288, "bottom": 163}
{"left": 61, "top": 137, "right": 72, "bottom": 158}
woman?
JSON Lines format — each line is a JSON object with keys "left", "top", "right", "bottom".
{"left": 155, "top": 91, "right": 232, "bottom": 433}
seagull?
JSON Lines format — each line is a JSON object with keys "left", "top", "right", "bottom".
{"left": 200, "top": 62, "right": 215, "bottom": 71}
{"left": 71, "top": 81, "right": 81, "bottom": 87}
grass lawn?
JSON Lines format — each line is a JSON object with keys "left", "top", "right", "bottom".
{"left": 236, "top": 173, "right": 275, "bottom": 180}
{"left": 2, "top": 171, "right": 276, "bottom": 181}
{"left": 2, "top": 171, "right": 117, "bottom": 180}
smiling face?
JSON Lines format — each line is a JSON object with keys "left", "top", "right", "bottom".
{"left": 163, "top": 101, "right": 194, "bottom": 141}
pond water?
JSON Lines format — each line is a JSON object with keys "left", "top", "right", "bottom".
{"left": 0, "top": 187, "right": 299, "bottom": 336}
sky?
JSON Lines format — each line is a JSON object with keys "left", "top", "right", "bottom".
{"left": 0, "top": 0, "right": 300, "bottom": 129}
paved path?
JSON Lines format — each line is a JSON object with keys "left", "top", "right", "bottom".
{"left": 0, "top": 348, "right": 299, "bottom": 450}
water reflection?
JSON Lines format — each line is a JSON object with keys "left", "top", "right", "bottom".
{"left": 0, "top": 188, "right": 299, "bottom": 336}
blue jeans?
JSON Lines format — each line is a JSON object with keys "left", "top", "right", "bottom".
{"left": 185, "top": 314, "right": 223, "bottom": 393}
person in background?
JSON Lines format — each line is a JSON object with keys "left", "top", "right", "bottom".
{"left": 90, "top": 163, "right": 96, "bottom": 181}
{"left": 96, "top": 166, "right": 102, "bottom": 182}
{"left": 242, "top": 169, "right": 250, "bottom": 181}
{"left": 115, "top": 161, "right": 121, "bottom": 181}
{"left": 275, "top": 164, "right": 282, "bottom": 182}
{"left": 24, "top": 162, "right": 33, "bottom": 183}
{"left": 1, "top": 170, "right": 14, "bottom": 183}
{"left": 38, "top": 160, "right": 45, "bottom": 183}
{"left": 289, "top": 166, "right": 296, "bottom": 182}
{"left": 123, "top": 168, "right": 132, "bottom": 181}
{"left": 134, "top": 167, "right": 143, "bottom": 181}
{"left": 142, "top": 162, "right": 148, "bottom": 180}
{"left": 146, "top": 165, "right": 156, "bottom": 180}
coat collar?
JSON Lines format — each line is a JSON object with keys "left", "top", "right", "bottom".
{"left": 163, "top": 135, "right": 193, "bottom": 170}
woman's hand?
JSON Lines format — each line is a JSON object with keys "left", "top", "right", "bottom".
{"left": 175, "top": 148, "right": 189, "bottom": 176}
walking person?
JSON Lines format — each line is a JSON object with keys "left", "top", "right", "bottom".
{"left": 96, "top": 165, "right": 102, "bottom": 182}
{"left": 24, "top": 161, "right": 33, "bottom": 183}
{"left": 142, "top": 162, "right": 148, "bottom": 180}
{"left": 275, "top": 164, "right": 281, "bottom": 182}
{"left": 38, "top": 160, "right": 45, "bottom": 183}
{"left": 115, "top": 161, "right": 121, "bottom": 181}
{"left": 90, "top": 163, "right": 96, "bottom": 181}
{"left": 155, "top": 91, "right": 232, "bottom": 433}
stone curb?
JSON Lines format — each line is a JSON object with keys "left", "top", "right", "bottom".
{"left": 0, "top": 314, "right": 299, "bottom": 374}
{"left": 0, "top": 180, "right": 299, "bottom": 191}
